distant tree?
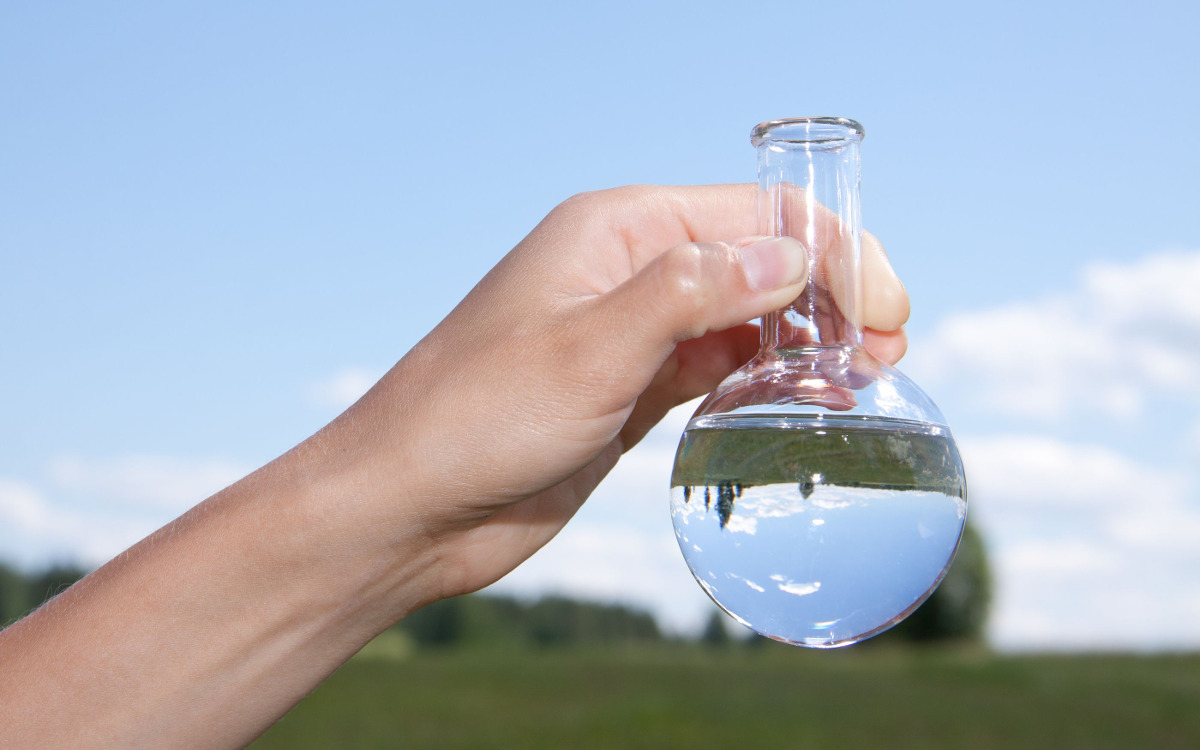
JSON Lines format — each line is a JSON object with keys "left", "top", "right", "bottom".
{"left": 403, "top": 596, "right": 466, "bottom": 646}
{"left": 525, "top": 595, "right": 663, "bottom": 647}
{"left": 0, "top": 562, "right": 88, "bottom": 628}
{"left": 399, "top": 594, "right": 664, "bottom": 649}
{"left": 528, "top": 596, "right": 577, "bottom": 647}
{"left": 587, "top": 600, "right": 661, "bottom": 643}
{"left": 30, "top": 565, "right": 88, "bottom": 605}
{"left": 460, "top": 594, "right": 527, "bottom": 646}
{"left": 887, "top": 524, "right": 992, "bottom": 643}
{"left": 700, "top": 611, "right": 731, "bottom": 648}
{"left": 0, "top": 561, "right": 33, "bottom": 627}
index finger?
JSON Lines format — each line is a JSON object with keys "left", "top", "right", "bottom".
{"left": 559, "top": 184, "right": 760, "bottom": 271}
{"left": 536, "top": 184, "right": 908, "bottom": 333}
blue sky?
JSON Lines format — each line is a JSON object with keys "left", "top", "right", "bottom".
{"left": 3, "top": 1, "right": 1199, "bottom": 650}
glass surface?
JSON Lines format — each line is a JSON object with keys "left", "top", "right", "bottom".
{"left": 670, "top": 118, "right": 968, "bottom": 647}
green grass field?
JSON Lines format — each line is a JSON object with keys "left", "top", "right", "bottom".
{"left": 253, "top": 642, "right": 1200, "bottom": 749}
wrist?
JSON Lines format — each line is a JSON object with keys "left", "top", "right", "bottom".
{"left": 255, "top": 415, "right": 447, "bottom": 628}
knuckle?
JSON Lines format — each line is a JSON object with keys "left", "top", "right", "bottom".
{"left": 655, "top": 243, "right": 717, "bottom": 338}
{"left": 660, "top": 242, "right": 707, "bottom": 300}
{"left": 550, "top": 190, "right": 603, "bottom": 225}
{"left": 599, "top": 184, "right": 659, "bottom": 206}
{"left": 556, "top": 185, "right": 661, "bottom": 221}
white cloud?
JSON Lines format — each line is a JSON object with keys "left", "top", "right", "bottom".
{"left": 960, "top": 434, "right": 1187, "bottom": 513}
{"left": 48, "top": 455, "right": 249, "bottom": 512}
{"left": 0, "top": 479, "right": 56, "bottom": 536}
{"left": 990, "top": 573, "right": 1200, "bottom": 653}
{"left": 1, "top": 454, "right": 253, "bottom": 570}
{"left": 908, "top": 249, "right": 1200, "bottom": 422}
{"left": 0, "top": 477, "right": 161, "bottom": 569}
{"left": 899, "top": 250, "right": 1200, "bottom": 649}
{"left": 305, "top": 367, "right": 386, "bottom": 410}
{"left": 1001, "top": 539, "right": 1118, "bottom": 575}
{"left": 958, "top": 433, "right": 1200, "bottom": 651}
{"left": 1084, "top": 251, "right": 1200, "bottom": 330}
{"left": 1189, "top": 420, "right": 1200, "bottom": 455}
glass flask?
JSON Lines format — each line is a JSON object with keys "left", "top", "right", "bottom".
{"left": 670, "top": 117, "right": 967, "bottom": 648}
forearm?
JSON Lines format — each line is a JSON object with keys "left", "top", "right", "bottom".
{"left": 0, "top": 417, "right": 438, "bottom": 749}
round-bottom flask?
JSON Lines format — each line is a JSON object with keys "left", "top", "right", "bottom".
{"left": 670, "top": 119, "right": 967, "bottom": 648}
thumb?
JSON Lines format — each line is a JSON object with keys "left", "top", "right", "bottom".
{"left": 602, "top": 235, "right": 809, "bottom": 355}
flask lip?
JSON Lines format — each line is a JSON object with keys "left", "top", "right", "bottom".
{"left": 751, "top": 117, "right": 865, "bottom": 146}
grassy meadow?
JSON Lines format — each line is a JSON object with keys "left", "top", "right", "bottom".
{"left": 254, "top": 640, "right": 1199, "bottom": 749}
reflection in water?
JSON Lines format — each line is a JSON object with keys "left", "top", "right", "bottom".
{"left": 672, "top": 481, "right": 965, "bottom": 647}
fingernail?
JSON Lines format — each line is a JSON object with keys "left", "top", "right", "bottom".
{"left": 740, "top": 236, "right": 809, "bottom": 291}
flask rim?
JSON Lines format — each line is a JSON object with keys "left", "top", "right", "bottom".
{"left": 751, "top": 117, "right": 865, "bottom": 146}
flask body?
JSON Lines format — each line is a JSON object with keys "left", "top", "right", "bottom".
{"left": 670, "top": 119, "right": 967, "bottom": 647}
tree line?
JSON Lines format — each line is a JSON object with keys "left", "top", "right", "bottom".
{"left": 399, "top": 593, "right": 666, "bottom": 648}
{"left": 397, "top": 524, "right": 990, "bottom": 649}
{"left": 0, "top": 562, "right": 89, "bottom": 627}
{"left": 0, "top": 524, "right": 990, "bottom": 647}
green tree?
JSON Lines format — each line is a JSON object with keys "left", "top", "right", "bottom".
{"left": 528, "top": 596, "right": 577, "bottom": 647}
{"left": 0, "top": 561, "right": 33, "bottom": 627}
{"left": 403, "top": 596, "right": 466, "bottom": 647}
{"left": 399, "top": 594, "right": 664, "bottom": 649}
{"left": 29, "top": 565, "right": 88, "bottom": 605}
{"left": 0, "top": 561, "right": 89, "bottom": 628}
{"left": 700, "top": 611, "right": 732, "bottom": 648}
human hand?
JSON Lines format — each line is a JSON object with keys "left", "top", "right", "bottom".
{"left": 331, "top": 184, "right": 910, "bottom": 605}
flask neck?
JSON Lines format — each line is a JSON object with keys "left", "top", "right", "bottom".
{"left": 754, "top": 118, "right": 864, "bottom": 356}
{"left": 759, "top": 283, "right": 861, "bottom": 353}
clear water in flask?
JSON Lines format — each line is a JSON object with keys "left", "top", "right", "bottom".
{"left": 670, "top": 414, "right": 967, "bottom": 647}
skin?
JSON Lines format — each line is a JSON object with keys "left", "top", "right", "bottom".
{"left": 0, "top": 184, "right": 909, "bottom": 749}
